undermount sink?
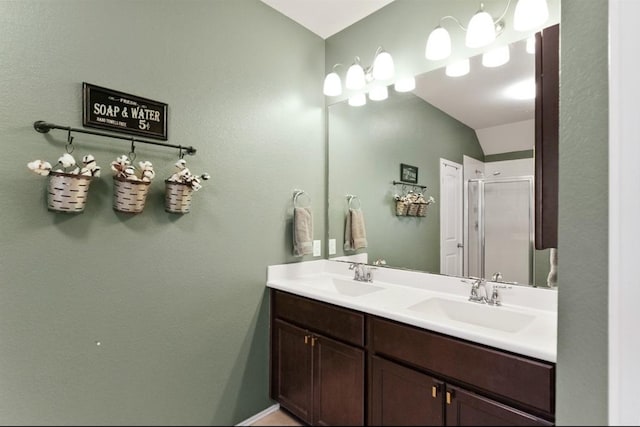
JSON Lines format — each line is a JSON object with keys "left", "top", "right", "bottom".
{"left": 300, "top": 275, "right": 385, "bottom": 297}
{"left": 407, "top": 297, "right": 536, "bottom": 333}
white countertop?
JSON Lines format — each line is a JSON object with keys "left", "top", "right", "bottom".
{"left": 267, "top": 259, "right": 557, "bottom": 362}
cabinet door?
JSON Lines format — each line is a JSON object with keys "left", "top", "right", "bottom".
{"left": 272, "top": 319, "right": 312, "bottom": 423}
{"left": 313, "top": 334, "right": 365, "bottom": 426}
{"left": 445, "top": 385, "right": 553, "bottom": 426}
{"left": 369, "top": 356, "right": 444, "bottom": 426}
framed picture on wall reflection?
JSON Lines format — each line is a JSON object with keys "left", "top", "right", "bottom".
{"left": 400, "top": 163, "right": 418, "bottom": 184}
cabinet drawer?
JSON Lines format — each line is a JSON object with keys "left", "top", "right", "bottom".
{"left": 272, "top": 290, "right": 365, "bottom": 347}
{"left": 370, "top": 316, "right": 555, "bottom": 416}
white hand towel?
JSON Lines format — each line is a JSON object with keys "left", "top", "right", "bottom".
{"left": 344, "top": 208, "right": 367, "bottom": 251}
{"left": 293, "top": 207, "right": 313, "bottom": 256}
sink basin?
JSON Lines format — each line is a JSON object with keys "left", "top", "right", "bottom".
{"left": 300, "top": 276, "right": 385, "bottom": 297}
{"left": 407, "top": 297, "right": 535, "bottom": 333}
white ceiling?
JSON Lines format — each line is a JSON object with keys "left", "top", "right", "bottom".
{"left": 261, "top": 0, "right": 535, "bottom": 154}
{"left": 260, "top": 0, "right": 395, "bottom": 39}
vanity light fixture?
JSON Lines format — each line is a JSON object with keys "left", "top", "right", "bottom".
{"left": 323, "top": 46, "right": 395, "bottom": 96}
{"left": 394, "top": 76, "right": 416, "bottom": 92}
{"left": 445, "top": 58, "right": 470, "bottom": 77}
{"left": 369, "top": 85, "right": 389, "bottom": 101}
{"left": 514, "top": 0, "right": 549, "bottom": 31}
{"left": 323, "top": 65, "right": 342, "bottom": 97}
{"left": 425, "top": 0, "right": 549, "bottom": 62}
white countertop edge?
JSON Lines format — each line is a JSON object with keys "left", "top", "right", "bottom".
{"left": 267, "top": 279, "right": 557, "bottom": 363}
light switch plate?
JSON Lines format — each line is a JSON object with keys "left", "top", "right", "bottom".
{"left": 313, "top": 240, "right": 321, "bottom": 256}
{"left": 329, "top": 239, "right": 336, "bottom": 255}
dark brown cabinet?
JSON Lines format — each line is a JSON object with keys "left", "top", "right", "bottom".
{"left": 271, "top": 291, "right": 365, "bottom": 426}
{"left": 270, "top": 290, "right": 555, "bottom": 426}
{"left": 370, "top": 355, "right": 553, "bottom": 426}
{"left": 369, "top": 316, "right": 555, "bottom": 426}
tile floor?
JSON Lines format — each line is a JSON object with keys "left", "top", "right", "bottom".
{"left": 249, "top": 408, "right": 304, "bottom": 426}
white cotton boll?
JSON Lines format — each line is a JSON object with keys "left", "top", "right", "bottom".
{"left": 57, "top": 153, "right": 76, "bottom": 168}
{"left": 174, "top": 159, "right": 187, "bottom": 171}
{"left": 92, "top": 166, "right": 101, "bottom": 177}
{"left": 68, "top": 167, "right": 80, "bottom": 175}
{"left": 116, "top": 155, "right": 130, "bottom": 165}
{"left": 82, "top": 154, "right": 95, "bottom": 165}
{"left": 27, "top": 160, "right": 52, "bottom": 176}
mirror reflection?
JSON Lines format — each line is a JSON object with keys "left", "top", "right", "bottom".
{"left": 327, "top": 35, "right": 555, "bottom": 288}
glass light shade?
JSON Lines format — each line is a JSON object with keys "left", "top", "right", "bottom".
{"left": 394, "top": 77, "right": 416, "bottom": 92}
{"left": 372, "top": 51, "right": 395, "bottom": 81}
{"left": 425, "top": 26, "right": 451, "bottom": 60}
{"left": 466, "top": 9, "right": 496, "bottom": 48}
{"left": 482, "top": 45, "right": 510, "bottom": 68}
{"left": 348, "top": 93, "right": 367, "bottom": 107}
{"left": 526, "top": 36, "right": 536, "bottom": 54}
{"left": 514, "top": 0, "right": 549, "bottom": 32}
{"left": 369, "top": 85, "right": 388, "bottom": 101}
{"left": 323, "top": 72, "right": 342, "bottom": 96}
{"left": 345, "top": 62, "right": 366, "bottom": 90}
{"left": 445, "top": 59, "right": 470, "bottom": 77}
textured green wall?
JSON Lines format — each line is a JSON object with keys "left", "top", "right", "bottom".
{"left": 0, "top": 1, "right": 325, "bottom": 425}
{"left": 327, "top": 91, "right": 482, "bottom": 272}
{"left": 556, "top": 0, "right": 609, "bottom": 424}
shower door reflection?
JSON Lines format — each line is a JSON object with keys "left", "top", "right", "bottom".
{"left": 466, "top": 177, "right": 534, "bottom": 285}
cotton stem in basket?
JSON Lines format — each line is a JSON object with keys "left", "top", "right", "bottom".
{"left": 110, "top": 155, "right": 155, "bottom": 182}
{"left": 166, "top": 159, "right": 209, "bottom": 191}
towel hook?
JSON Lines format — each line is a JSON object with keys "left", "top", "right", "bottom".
{"left": 293, "top": 189, "right": 311, "bottom": 208}
{"left": 346, "top": 194, "right": 361, "bottom": 210}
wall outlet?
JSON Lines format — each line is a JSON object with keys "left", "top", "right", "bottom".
{"left": 329, "top": 239, "right": 336, "bottom": 255}
{"left": 313, "top": 240, "right": 321, "bottom": 256}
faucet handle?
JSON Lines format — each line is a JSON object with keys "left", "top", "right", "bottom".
{"left": 488, "top": 285, "right": 501, "bottom": 306}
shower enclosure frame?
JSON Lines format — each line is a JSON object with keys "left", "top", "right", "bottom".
{"left": 464, "top": 175, "right": 535, "bottom": 286}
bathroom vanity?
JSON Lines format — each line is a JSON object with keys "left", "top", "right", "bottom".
{"left": 267, "top": 260, "right": 557, "bottom": 426}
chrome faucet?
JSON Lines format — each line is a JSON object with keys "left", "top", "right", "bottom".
{"left": 349, "top": 262, "right": 374, "bottom": 282}
{"left": 468, "top": 277, "right": 488, "bottom": 303}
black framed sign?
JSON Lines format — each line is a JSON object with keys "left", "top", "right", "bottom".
{"left": 82, "top": 82, "right": 168, "bottom": 140}
{"left": 400, "top": 163, "right": 418, "bottom": 184}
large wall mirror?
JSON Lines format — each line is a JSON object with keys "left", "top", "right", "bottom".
{"left": 327, "top": 31, "right": 556, "bottom": 289}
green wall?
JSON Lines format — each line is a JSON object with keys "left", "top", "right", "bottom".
{"left": 557, "top": 0, "right": 609, "bottom": 424}
{"left": 0, "top": 1, "right": 325, "bottom": 425}
{"left": 327, "top": 91, "right": 482, "bottom": 272}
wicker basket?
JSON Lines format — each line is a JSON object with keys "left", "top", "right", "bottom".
{"left": 416, "top": 203, "right": 429, "bottom": 217}
{"left": 395, "top": 200, "right": 408, "bottom": 216}
{"left": 47, "top": 171, "right": 93, "bottom": 213}
{"left": 165, "top": 181, "right": 194, "bottom": 213}
{"left": 407, "top": 202, "right": 421, "bottom": 216}
{"left": 113, "top": 176, "right": 151, "bottom": 213}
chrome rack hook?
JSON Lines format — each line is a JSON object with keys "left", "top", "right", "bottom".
{"left": 178, "top": 145, "right": 185, "bottom": 159}
{"left": 65, "top": 128, "right": 74, "bottom": 154}
{"left": 129, "top": 137, "right": 137, "bottom": 162}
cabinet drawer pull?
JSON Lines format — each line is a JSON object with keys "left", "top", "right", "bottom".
{"left": 431, "top": 385, "right": 438, "bottom": 398}
{"left": 311, "top": 336, "right": 318, "bottom": 347}
{"left": 446, "top": 390, "right": 454, "bottom": 405}
{"left": 304, "top": 335, "right": 310, "bottom": 344}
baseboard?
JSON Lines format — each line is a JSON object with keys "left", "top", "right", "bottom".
{"left": 235, "top": 403, "right": 280, "bottom": 426}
